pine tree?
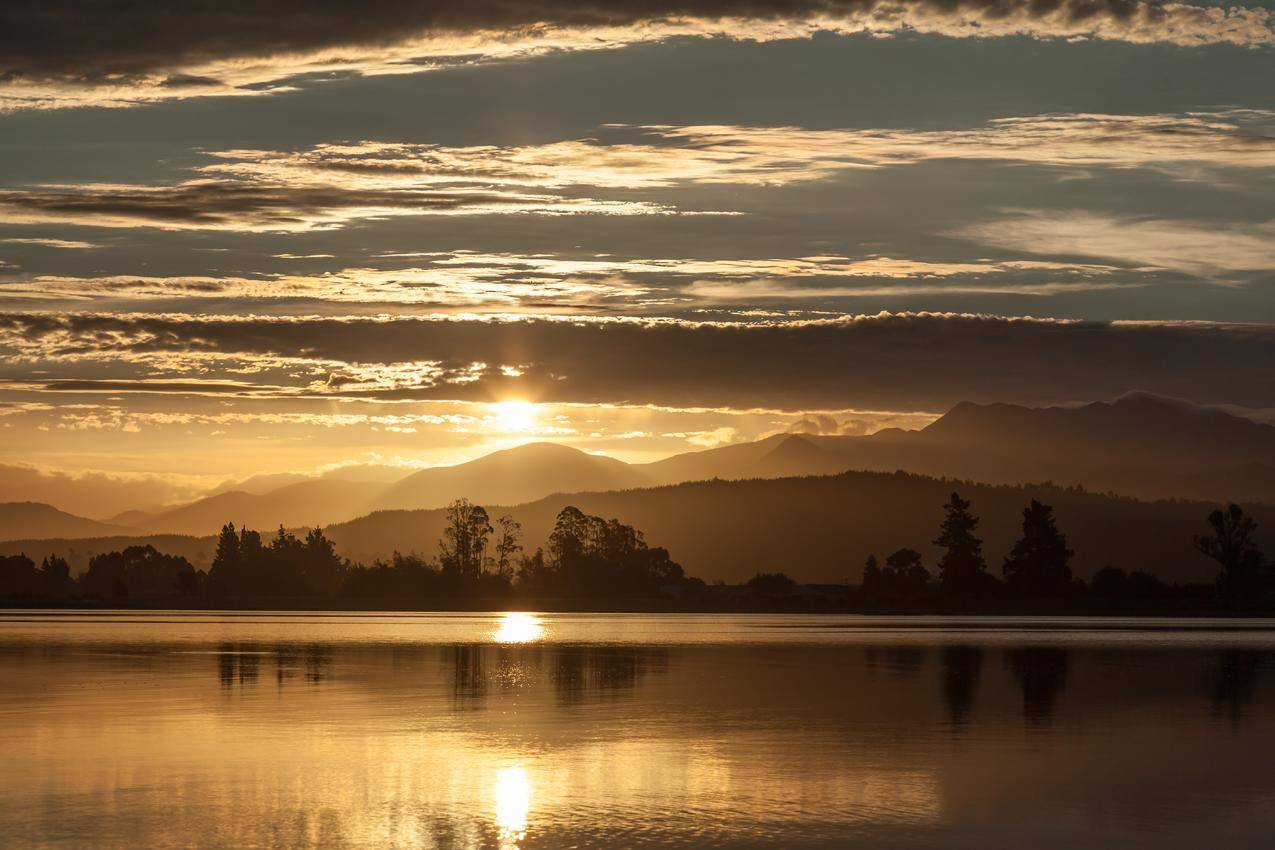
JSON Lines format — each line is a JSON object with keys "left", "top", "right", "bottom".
{"left": 934, "top": 493, "right": 988, "bottom": 596}
{"left": 1003, "top": 500, "right": 1074, "bottom": 597}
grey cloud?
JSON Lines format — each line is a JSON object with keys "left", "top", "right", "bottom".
{"left": 0, "top": 182, "right": 661, "bottom": 232}
{"left": 1, "top": 1, "right": 1269, "bottom": 109}
{"left": 3, "top": 311, "right": 1273, "bottom": 410}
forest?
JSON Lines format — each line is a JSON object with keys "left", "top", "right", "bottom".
{"left": 1, "top": 496, "right": 1270, "bottom": 612}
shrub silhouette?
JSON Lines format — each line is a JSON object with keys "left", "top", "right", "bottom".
{"left": 1195, "top": 504, "right": 1269, "bottom": 607}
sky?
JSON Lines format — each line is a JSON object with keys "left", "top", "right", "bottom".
{"left": 1, "top": 1, "right": 1273, "bottom": 508}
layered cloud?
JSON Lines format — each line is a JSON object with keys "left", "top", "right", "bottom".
{"left": 0, "top": 252, "right": 1133, "bottom": 309}
{"left": 956, "top": 213, "right": 1275, "bottom": 280}
{"left": 3, "top": 311, "right": 1272, "bottom": 411}
{"left": 2, "top": 112, "right": 1268, "bottom": 234}
{"left": 0, "top": 182, "right": 665, "bottom": 233}
{"left": 4, "top": 1, "right": 1272, "bottom": 109}
{"left": 208, "top": 112, "right": 1275, "bottom": 188}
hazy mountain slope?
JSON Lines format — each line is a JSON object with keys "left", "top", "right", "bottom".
{"left": 869, "top": 394, "right": 1275, "bottom": 502}
{"left": 20, "top": 394, "right": 1275, "bottom": 539}
{"left": 0, "top": 502, "right": 138, "bottom": 542}
{"left": 640, "top": 394, "right": 1275, "bottom": 503}
{"left": 327, "top": 471, "right": 1271, "bottom": 585}
{"left": 208, "top": 465, "right": 412, "bottom": 497}
{"left": 208, "top": 472, "right": 310, "bottom": 497}
{"left": 373, "top": 442, "right": 648, "bottom": 511}
{"left": 642, "top": 434, "right": 798, "bottom": 482}
{"left": 136, "top": 480, "right": 387, "bottom": 537}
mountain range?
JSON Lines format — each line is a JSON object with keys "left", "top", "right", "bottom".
{"left": 2, "top": 393, "right": 1272, "bottom": 541}
{"left": 9, "top": 471, "right": 1269, "bottom": 585}
{"left": 0, "top": 502, "right": 136, "bottom": 542}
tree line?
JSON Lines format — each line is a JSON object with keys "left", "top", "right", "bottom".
{"left": 1, "top": 495, "right": 1269, "bottom": 608}
{"left": 846, "top": 493, "right": 1273, "bottom": 609}
{"left": 0, "top": 500, "right": 703, "bottom": 601}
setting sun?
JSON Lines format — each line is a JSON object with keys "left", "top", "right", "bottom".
{"left": 491, "top": 401, "right": 541, "bottom": 434}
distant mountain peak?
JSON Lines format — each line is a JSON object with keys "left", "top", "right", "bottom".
{"left": 1107, "top": 391, "right": 1213, "bottom": 416}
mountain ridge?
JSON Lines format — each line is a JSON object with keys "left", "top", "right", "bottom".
{"left": 7, "top": 393, "right": 1273, "bottom": 538}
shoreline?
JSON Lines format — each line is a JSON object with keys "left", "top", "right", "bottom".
{"left": 2, "top": 597, "right": 1272, "bottom": 617}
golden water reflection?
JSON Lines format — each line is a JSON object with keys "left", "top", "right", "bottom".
{"left": 495, "top": 765, "right": 531, "bottom": 849}
{"left": 5, "top": 616, "right": 1275, "bottom": 848}
{"left": 493, "top": 611, "right": 544, "bottom": 644}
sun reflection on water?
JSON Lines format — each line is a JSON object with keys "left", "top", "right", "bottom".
{"left": 495, "top": 766, "right": 531, "bottom": 849}
{"left": 493, "top": 612, "right": 544, "bottom": 644}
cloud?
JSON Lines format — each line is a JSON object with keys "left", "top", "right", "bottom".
{"left": 2, "top": 112, "right": 1268, "bottom": 232}
{"left": 3, "top": 311, "right": 1272, "bottom": 411}
{"left": 1, "top": 252, "right": 1132, "bottom": 309}
{"left": 3, "top": 2, "right": 1272, "bottom": 109}
{"left": 0, "top": 181, "right": 666, "bottom": 233}
{"left": 2, "top": 112, "right": 1264, "bottom": 234}
{"left": 205, "top": 113, "right": 1275, "bottom": 189}
{"left": 0, "top": 462, "right": 208, "bottom": 516}
{"left": 0, "top": 237, "right": 103, "bottom": 249}
{"left": 956, "top": 213, "right": 1275, "bottom": 280}
{"left": 683, "top": 278, "right": 1137, "bottom": 300}
{"left": 0, "top": 268, "right": 651, "bottom": 308}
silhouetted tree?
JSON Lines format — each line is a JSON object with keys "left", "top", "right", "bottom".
{"left": 342, "top": 552, "right": 444, "bottom": 597}
{"left": 209, "top": 523, "right": 343, "bottom": 596}
{"left": 439, "top": 499, "right": 492, "bottom": 582}
{"left": 884, "top": 548, "right": 930, "bottom": 595}
{"left": 302, "top": 527, "right": 345, "bottom": 594}
{"left": 1003, "top": 500, "right": 1074, "bottom": 597}
{"left": 80, "top": 545, "right": 199, "bottom": 599}
{"left": 40, "top": 555, "right": 75, "bottom": 597}
{"left": 1090, "top": 565, "right": 1170, "bottom": 602}
{"left": 1195, "top": 504, "right": 1267, "bottom": 606}
{"left": 747, "top": 572, "right": 798, "bottom": 597}
{"left": 0, "top": 553, "right": 39, "bottom": 597}
{"left": 540, "top": 506, "right": 689, "bottom": 596}
{"left": 494, "top": 514, "right": 522, "bottom": 583}
{"left": 516, "top": 547, "right": 550, "bottom": 592}
{"left": 934, "top": 492, "right": 991, "bottom": 597}
{"left": 861, "top": 553, "right": 883, "bottom": 597}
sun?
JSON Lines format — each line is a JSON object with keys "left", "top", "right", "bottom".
{"left": 491, "top": 400, "right": 540, "bottom": 433}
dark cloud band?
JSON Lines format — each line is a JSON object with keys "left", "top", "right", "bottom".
{"left": 4, "top": 312, "right": 1273, "bottom": 410}
{"left": 2, "top": 0, "right": 1268, "bottom": 84}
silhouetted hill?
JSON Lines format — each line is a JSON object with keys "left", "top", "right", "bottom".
{"left": 373, "top": 442, "right": 646, "bottom": 511}
{"left": 13, "top": 395, "right": 1274, "bottom": 536}
{"left": 325, "top": 470, "right": 1274, "bottom": 585}
{"left": 133, "top": 480, "right": 387, "bottom": 537}
{"left": 643, "top": 394, "right": 1275, "bottom": 503}
{"left": 0, "top": 502, "right": 138, "bottom": 542}
{"left": 208, "top": 464, "right": 411, "bottom": 497}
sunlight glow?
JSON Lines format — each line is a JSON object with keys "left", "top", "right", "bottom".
{"left": 493, "top": 612, "right": 544, "bottom": 644}
{"left": 495, "top": 766, "right": 531, "bottom": 849}
{"left": 490, "top": 400, "right": 540, "bottom": 433}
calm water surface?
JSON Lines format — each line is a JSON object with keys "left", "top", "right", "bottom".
{"left": 2, "top": 612, "right": 1274, "bottom": 849}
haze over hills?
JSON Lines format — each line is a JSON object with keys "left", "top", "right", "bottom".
{"left": 326, "top": 471, "right": 1275, "bottom": 586}
{"left": 119, "top": 480, "right": 390, "bottom": 538}
{"left": 5, "top": 394, "right": 1273, "bottom": 540}
{"left": 9, "top": 471, "right": 1270, "bottom": 586}
{"left": 641, "top": 393, "right": 1275, "bottom": 503}
{"left": 375, "top": 442, "right": 641, "bottom": 511}
{"left": 0, "top": 502, "right": 137, "bottom": 542}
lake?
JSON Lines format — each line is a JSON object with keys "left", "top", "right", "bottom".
{"left": 2, "top": 612, "right": 1274, "bottom": 848}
